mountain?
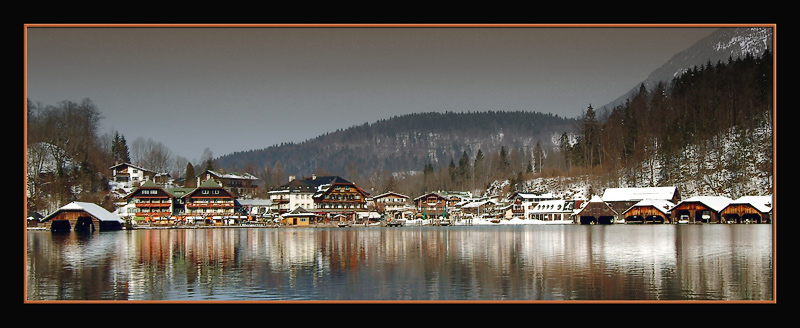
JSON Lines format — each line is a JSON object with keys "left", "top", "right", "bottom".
{"left": 601, "top": 27, "right": 773, "bottom": 111}
{"left": 217, "top": 26, "right": 774, "bottom": 192}
{"left": 216, "top": 111, "right": 577, "bottom": 179}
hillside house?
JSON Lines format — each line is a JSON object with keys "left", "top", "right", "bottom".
{"left": 110, "top": 163, "right": 156, "bottom": 186}
{"left": 196, "top": 169, "right": 259, "bottom": 198}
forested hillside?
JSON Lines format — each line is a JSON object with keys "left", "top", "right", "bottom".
{"left": 551, "top": 49, "right": 773, "bottom": 199}
{"left": 218, "top": 47, "right": 773, "bottom": 200}
{"left": 216, "top": 111, "right": 577, "bottom": 192}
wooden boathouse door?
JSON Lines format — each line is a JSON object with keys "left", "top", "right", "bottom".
{"left": 74, "top": 216, "right": 96, "bottom": 233}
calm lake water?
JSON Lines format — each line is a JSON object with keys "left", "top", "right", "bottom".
{"left": 25, "top": 224, "right": 774, "bottom": 302}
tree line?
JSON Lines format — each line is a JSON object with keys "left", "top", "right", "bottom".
{"left": 558, "top": 49, "right": 773, "bottom": 197}
{"left": 26, "top": 98, "right": 215, "bottom": 214}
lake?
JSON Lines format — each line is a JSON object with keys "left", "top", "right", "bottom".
{"left": 25, "top": 224, "right": 774, "bottom": 302}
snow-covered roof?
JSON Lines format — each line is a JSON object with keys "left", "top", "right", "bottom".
{"left": 461, "top": 200, "right": 495, "bottom": 209}
{"left": 374, "top": 192, "right": 410, "bottom": 199}
{"left": 625, "top": 199, "right": 676, "bottom": 215}
{"left": 601, "top": 187, "right": 677, "bottom": 202}
{"left": 48, "top": 201, "right": 124, "bottom": 223}
{"left": 507, "top": 192, "right": 555, "bottom": 201}
{"left": 728, "top": 196, "right": 773, "bottom": 213}
{"left": 588, "top": 195, "right": 605, "bottom": 203}
{"left": 204, "top": 170, "right": 258, "bottom": 180}
{"left": 677, "top": 196, "right": 733, "bottom": 212}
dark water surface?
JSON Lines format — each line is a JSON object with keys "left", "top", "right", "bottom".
{"left": 26, "top": 224, "right": 774, "bottom": 302}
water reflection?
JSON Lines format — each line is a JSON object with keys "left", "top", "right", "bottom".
{"left": 26, "top": 225, "right": 773, "bottom": 301}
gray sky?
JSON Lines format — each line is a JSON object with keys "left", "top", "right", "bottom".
{"left": 26, "top": 25, "right": 717, "bottom": 162}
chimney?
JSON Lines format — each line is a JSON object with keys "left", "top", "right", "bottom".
{"left": 289, "top": 175, "right": 295, "bottom": 182}
{"left": 312, "top": 174, "right": 317, "bottom": 180}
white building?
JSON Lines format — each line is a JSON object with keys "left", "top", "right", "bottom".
{"left": 372, "top": 192, "right": 410, "bottom": 212}
{"left": 528, "top": 199, "right": 577, "bottom": 222}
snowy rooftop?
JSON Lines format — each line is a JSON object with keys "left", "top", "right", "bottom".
{"left": 601, "top": 187, "right": 677, "bottom": 202}
{"left": 678, "top": 196, "right": 734, "bottom": 212}
{"left": 56, "top": 201, "right": 124, "bottom": 223}
{"left": 729, "top": 196, "right": 773, "bottom": 213}
{"left": 627, "top": 199, "right": 676, "bottom": 215}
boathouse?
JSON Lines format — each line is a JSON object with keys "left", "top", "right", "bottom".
{"left": 576, "top": 195, "right": 618, "bottom": 224}
{"left": 720, "top": 196, "right": 773, "bottom": 223}
{"left": 622, "top": 199, "right": 675, "bottom": 224}
{"left": 671, "top": 196, "right": 733, "bottom": 223}
{"left": 601, "top": 187, "right": 680, "bottom": 220}
{"left": 41, "top": 202, "right": 124, "bottom": 232}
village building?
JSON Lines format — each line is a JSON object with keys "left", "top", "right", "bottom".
{"left": 529, "top": 199, "right": 577, "bottom": 222}
{"left": 184, "top": 179, "right": 238, "bottom": 225}
{"left": 372, "top": 192, "right": 411, "bottom": 213}
{"left": 601, "top": 187, "right": 681, "bottom": 220}
{"left": 236, "top": 198, "right": 273, "bottom": 219}
{"left": 40, "top": 201, "right": 124, "bottom": 232}
{"left": 460, "top": 200, "right": 498, "bottom": 218}
{"left": 110, "top": 163, "right": 157, "bottom": 186}
{"left": 196, "top": 169, "right": 259, "bottom": 198}
{"left": 671, "top": 196, "right": 733, "bottom": 224}
{"left": 268, "top": 175, "right": 369, "bottom": 222}
{"left": 506, "top": 192, "right": 557, "bottom": 218}
{"left": 312, "top": 176, "right": 370, "bottom": 218}
{"left": 720, "top": 196, "right": 773, "bottom": 223}
{"left": 622, "top": 199, "right": 675, "bottom": 224}
{"left": 123, "top": 180, "right": 179, "bottom": 224}
{"left": 413, "top": 192, "right": 451, "bottom": 218}
{"left": 268, "top": 175, "right": 320, "bottom": 214}
{"left": 576, "top": 195, "right": 618, "bottom": 225}
{"left": 280, "top": 206, "right": 317, "bottom": 226}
